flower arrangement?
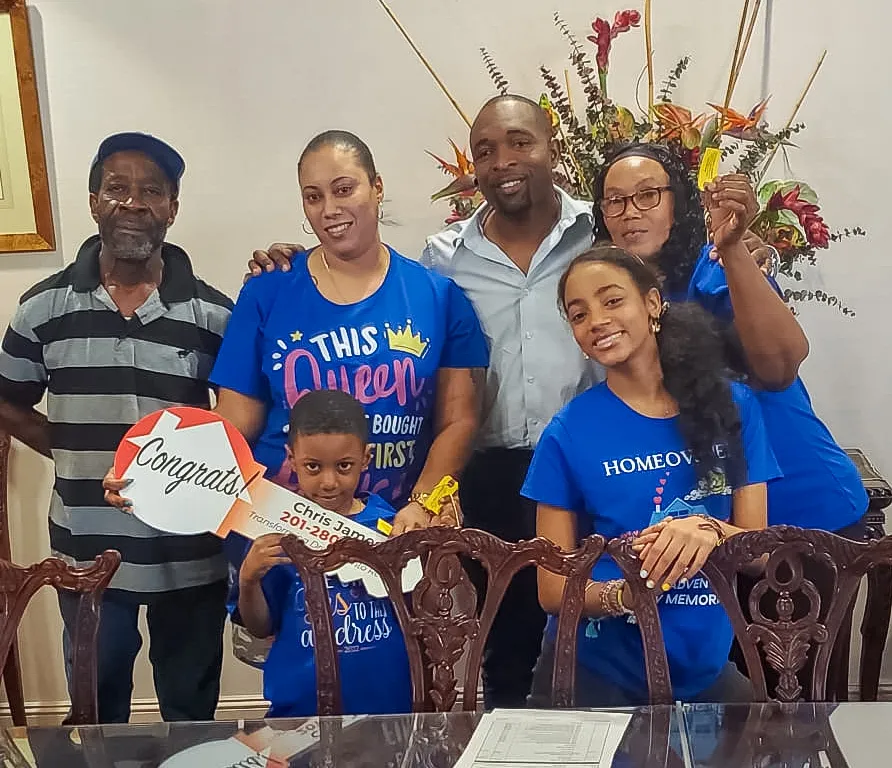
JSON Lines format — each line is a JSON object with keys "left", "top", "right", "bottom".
{"left": 427, "top": 4, "right": 862, "bottom": 315}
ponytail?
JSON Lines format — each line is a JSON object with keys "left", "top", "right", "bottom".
{"left": 656, "top": 301, "right": 745, "bottom": 486}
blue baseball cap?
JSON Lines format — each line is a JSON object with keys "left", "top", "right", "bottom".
{"left": 89, "top": 132, "right": 185, "bottom": 195}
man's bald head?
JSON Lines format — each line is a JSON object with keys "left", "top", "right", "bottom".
{"left": 471, "top": 94, "right": 554, "bottom": 139}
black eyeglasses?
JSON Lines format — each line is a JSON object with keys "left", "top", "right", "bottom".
{"left": 599, "top": 186, "right": 672, "bottom": 218}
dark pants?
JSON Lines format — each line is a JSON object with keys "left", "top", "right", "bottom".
{"left": 530, "top": 635, "right": 752, "bottom": 707}
{"left": 58, "top": 580, "right": 228, "bottom": 723}
{"left": 460, "top": 448, "right": 547, "bottom": 709}
{"left": 730, "top": 513, "right": 871, "bottom": 698}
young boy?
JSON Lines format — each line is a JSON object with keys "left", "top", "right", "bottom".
{"left": 225, "top": 389, "right": 412, "bottom": 717}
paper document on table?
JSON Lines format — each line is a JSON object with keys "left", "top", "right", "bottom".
{"left": 453, "top": 709, "right": 633, "bottom": 768}
{"left": 829, "top": 703, "right": 892, "bottom": 768}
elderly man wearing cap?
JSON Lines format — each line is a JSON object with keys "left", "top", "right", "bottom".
{"left": 0, "top": 133, "right": 233, "bottom": 723}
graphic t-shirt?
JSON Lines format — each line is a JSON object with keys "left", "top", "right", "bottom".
{"left": 224, "top": 494, "right": 412, "bottom": 717}
{"left": 210, "top": 247, "right": 489, "bottom": 507}
{"left": 522, "top": 381, "right": 781, "bottom": 701}
{"left": 685, "top": 245, "right": 868, "bottom": 531}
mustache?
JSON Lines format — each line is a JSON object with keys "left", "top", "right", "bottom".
{"left": 98, "top": 211, "right": 167, "bottom": 258}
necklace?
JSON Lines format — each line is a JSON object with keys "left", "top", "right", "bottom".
{"left": 319, "top": 245, "right": 389, "bottom": 304}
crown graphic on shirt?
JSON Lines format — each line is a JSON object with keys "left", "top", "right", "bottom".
{"left": 385, "top": 320, "right": 428, "bottom": 357}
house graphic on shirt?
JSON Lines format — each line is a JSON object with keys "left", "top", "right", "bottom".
{"left": 650, "top": 497, "right": 709, "bottom": 526}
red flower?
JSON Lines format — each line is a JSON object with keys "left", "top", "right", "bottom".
{"left": 768, "top": 186, "right": 830, "bottom": 249}
{"left": 612, "top": 9, "right": 642, "bottom": 35}
{"left": 587, "top": 10, "right": 641, "bottom": 72}
{"left": 682, "top": 146, "right": 701, "bottom": 171}
{"left": 588, "top": 18, "right": 613, "bottom": 70}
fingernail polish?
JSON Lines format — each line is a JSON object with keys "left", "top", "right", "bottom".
{"left": 646, "top": 580, "right": 655, "bottom": 589}
{"left": 661, "top": 583, "right": 671, "bottom": 592}
{"left": 122, "top": 478, "right": 134, "bottom": 488}
{"left": 639, "top": 569, "right": 648, "bottom": 579}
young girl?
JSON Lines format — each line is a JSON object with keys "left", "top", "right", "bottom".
{"left": 523, "top": 244, "right": 780, "bottom": 706}
{"left": 228, "top": 389, "right": 412, "bottom": 716}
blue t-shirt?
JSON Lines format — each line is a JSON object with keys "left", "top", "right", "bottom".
{"left": 224, "top": 494, "right": 412, "bottom": 717}
{"left": 210, "top": 247, "right": 489, "bottom": 507}
{"left": 522, "top": 381, "right": 781, "bottom": 701}
{"left": 685, "top": 245, "right": 868, "bottom": 531}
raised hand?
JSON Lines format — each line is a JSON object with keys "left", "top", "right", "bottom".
{"left": 702, "top": 174, "right": 760, "bottom": 251}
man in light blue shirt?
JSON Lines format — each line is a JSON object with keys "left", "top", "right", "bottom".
{"left": 422, "top": 95, "right": 602, "bottom": 708}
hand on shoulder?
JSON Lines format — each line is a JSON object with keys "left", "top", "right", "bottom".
{"left": 244, "top": 242, "right": 306, "bottom": 283}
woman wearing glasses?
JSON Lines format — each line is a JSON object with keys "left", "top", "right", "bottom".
{"left": 591, "top": 142, "right": 868, "bottom": 540}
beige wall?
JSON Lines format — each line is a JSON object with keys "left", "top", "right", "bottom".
{"left": 1, "top": 0, "right": 890, "bottom": 717}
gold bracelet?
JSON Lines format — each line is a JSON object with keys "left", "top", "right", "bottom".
{"left": 596, "top": 580, "right": 613, "bottom": 615}
{"left": 599, "top": 580, "right": 627, "bottom": 617}
{"left": 694, "top": 514, "right": 726, "bottom": 546}
{"left": 617, "top": 582, "right": 633, "bottom": 615}
{"left": 407, "top": 491, "right": 430, "bottom": 507}
{"left": 409, "top": 476, "right": 460, "bottom": 516}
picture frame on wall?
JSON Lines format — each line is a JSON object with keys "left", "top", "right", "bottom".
{"left": 0, "top": 0, "right": 53, "bottom": 253}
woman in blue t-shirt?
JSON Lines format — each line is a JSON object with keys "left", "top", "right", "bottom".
{"left": 590, "top": 143, "right": 868, "bottom": 539}
{"left": 211, "top": 130, "right": 489, "bottom": 532}
{"left": 523, "top": 243, "right": 779, "bottom": 706}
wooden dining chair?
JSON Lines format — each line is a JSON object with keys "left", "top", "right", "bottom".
{"left": 279, "top": 527, "right": 605, "bottom": 715}
{"left": 0, "top": 430, "right": 27, "bottom": 726}
{"left": 0, "top": 551, "right": 121, "bottom": 725}
{"left": 610, "top": 526, "right": 892, "bottom": 703}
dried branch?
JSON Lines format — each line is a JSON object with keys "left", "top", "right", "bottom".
{"left": 480, "top": 48, "right": 509, "bottom": 95}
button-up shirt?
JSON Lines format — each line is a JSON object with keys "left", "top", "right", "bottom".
{"left": 422, "top": 187, "right": 603, "bottom": 449}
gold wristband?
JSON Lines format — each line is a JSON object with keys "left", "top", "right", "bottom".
{"left": 617, "top": 582, "right": 633, "bottom": 614}
{"left": 407, "top": 491, "right": 431, "bottom": 508}
{"left": 409, "top": 476, "right": 459, "bottom": 516}
{"left": 598, "top": 580, "right": 629, "bottom": 618}
{"left": 694, "top": 514, "right": 726, "bottom": 546}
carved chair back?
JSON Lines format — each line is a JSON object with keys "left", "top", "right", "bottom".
{"left": 280, "top": 527, "right": 605, "bottom": 714}
{"left": 0, "top": 552, "right": 121, "bottom": 724}
{"left": 610, "top": 527, "right": 892, "bottom": 703}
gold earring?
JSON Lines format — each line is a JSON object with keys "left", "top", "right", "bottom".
{"left": 650, "top": 316, "right": 661, "bottom": 334}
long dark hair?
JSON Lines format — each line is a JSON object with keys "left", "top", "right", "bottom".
{"left": 558, "top": 244, "right": 744, "bottom": 486}
{"left": 592, "top": 143, "right": 706, "bottom": 297}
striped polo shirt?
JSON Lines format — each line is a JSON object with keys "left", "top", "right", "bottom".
{"left": 0, "top": 235, "right": 233, "bottom": 598}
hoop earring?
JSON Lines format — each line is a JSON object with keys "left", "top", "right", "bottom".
{"left": 301, "top": 219, "right": 314, "bottom": 236}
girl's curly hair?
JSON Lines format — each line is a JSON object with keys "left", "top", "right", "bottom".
{"left": 592, "top": 143, "right": 707, "bottom": 298}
